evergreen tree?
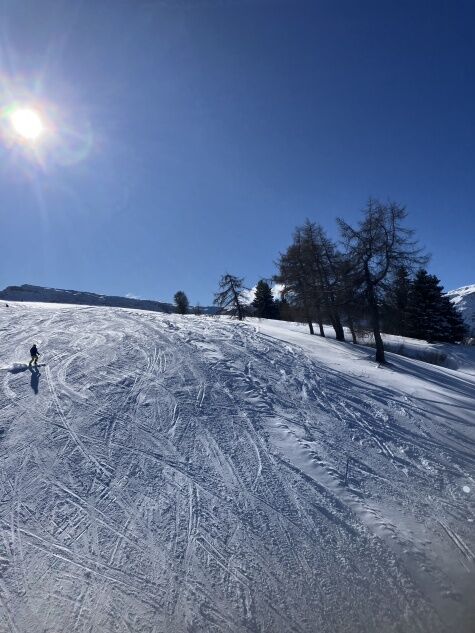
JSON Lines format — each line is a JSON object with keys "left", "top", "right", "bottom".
{"left": 274, "top": 296, "right": 295, "bottom": 322}
{"left": 174, "top": 291, "right": 189, "bottom": 315}
{"left": 214, "top": 274, "right": 247, "bottom": 320}
{"left": 252, "top": 280, "right": 279, "bottom": 319}
{"left": 407, "top": 270, "right": 445, "bottom": 341}
{"left": 407, "top": 270, "right": 467, "bottom": 342}
{"left": 382, "top": 266, "right": 412, "bottom": 335}
{"left": 442, "top": 296, "right": 468, "bottom": 343}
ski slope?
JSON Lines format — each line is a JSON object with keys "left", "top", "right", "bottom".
{"left": 0, "top": 303, "right": 474, "bottom": 633}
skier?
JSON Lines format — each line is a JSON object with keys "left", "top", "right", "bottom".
{"left": 29, "top": 344, "right": 40, "bottom": 366}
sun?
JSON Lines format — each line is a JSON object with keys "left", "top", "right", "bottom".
{"left": 10, "top": 107, "right": 44, "bottom": 141}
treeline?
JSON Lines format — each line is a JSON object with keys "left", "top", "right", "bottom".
{"left": 210, "top": 199, "right": 468, "bottom": 364}
{"left": 382, "top": 268, "right": 467, "bottom": 344}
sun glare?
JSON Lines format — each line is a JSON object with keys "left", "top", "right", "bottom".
{"left": 10, "top": 107, "right": 44, "bottom": 141}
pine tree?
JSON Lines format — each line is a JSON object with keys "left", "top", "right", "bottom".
{"left": 214, "top": 274, "right": 247, "bottom": 320}
{"left": 382, "top": 267, "right": 412, "bottom": 335}
{"left": 252, "top": 280, "right": 279, "bottom": 319}
{"left": 174, "top": 291, "right": 189, "bottom": 315}
{"left": 406, "top": 270, "right": 467, "bottom": 342}
{"left": 442, "top": 297, "right": 468, "bottom": 343}
{"left": 406, "top": 270, "right": 437, "bottom": 341}
{"left": 274, "top": 296, "right": 294, "bottom": 322}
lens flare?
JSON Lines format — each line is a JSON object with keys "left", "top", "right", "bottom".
{"left": 1, "top": 76, "right": 95, "bottom": 170}
{"left": 10, "top": 107, "right": 44, "bottom": 140}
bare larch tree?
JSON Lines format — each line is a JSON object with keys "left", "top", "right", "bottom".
{"left": 338, "top": 199, "right": 428, "bottom": 364}
{"left": 214, "top": 274, "right": 247, "bottom": 321}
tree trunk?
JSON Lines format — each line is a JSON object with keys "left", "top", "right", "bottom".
{"left": 306, "top": 317, "right": 314, "bottom": 335}
{"left": 348, "top": 316, "right": 357, "bottom": 344}
{"left": 232, "top": 286, "right": 243, "bottom": 321}
{"left": 333, "top": 318, "right": 345, "bottom": 342}
{"left": 329, "top": 313, "right": 345, "bottom": 341}
{"left": 367, "top": 290, "right": 385, "bottom": 363}
{"left": 373, "top": 326, "right": 385, "bottom": 363}
{"left": 362, "top": 265, "right": 386, "bottom": 363}
{"left": 316, "top": 307, "right": 325, "bottom": 336}
{"left": 322, "top": 293, "right": 345, "bottom": 342}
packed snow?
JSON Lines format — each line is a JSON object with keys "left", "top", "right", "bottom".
{"left": 0, "top": 302, "right": 474, "bottom": 632}
{"left": 296, "top": 324, "right": 475, "bottom": 375}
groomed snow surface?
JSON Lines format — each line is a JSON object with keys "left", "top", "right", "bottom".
{"left": 1, "top": 303, "right": 474, "bottom": 633}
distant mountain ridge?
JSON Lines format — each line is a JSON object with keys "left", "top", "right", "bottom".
{"left": 0, "top": 284, "right": 217, "bottom": 315}
{"left": 0, "top": 284, "right": 175, "bottom": 313}
{"left": 447, "top": 284, "right": 475, "bottom": 337}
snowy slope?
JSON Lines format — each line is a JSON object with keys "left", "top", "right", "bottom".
{"left": 0, "top": 284, "right": 219, "bottom": 316}
{"left": 447, "top": 285, "right": 475, "bottom": 337}
{"left": 324, "top": 325, "right": 475, "bottom": 375}
{"left": 1, "top": 303, "right": 474, "bottom": 633}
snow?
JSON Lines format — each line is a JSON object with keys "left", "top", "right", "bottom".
{"left": 0, "top": 284, "right": 174, "bottom": 314}
{"left": 1, "top": 302, "right": 474, "bottom": 632}
{"left": 0, "top": 284, "right": 220, "bottom": 316}
{"left": 446, "top": 285, "right": 475, "bottom": 337}
{"left": 343, "top": 328, "right": 475, "bottom": 375}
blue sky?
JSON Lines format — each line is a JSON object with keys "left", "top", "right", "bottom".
{"left": 1, "top": 0, "right": 474, "bottom": 305}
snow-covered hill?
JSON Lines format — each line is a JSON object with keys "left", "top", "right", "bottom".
{"left": 447, "top": 284, "right": 475, "bottom": 337}
{"left": 1, "top": 303, "right": 474, "bottom": 632}
{"left": 0, "top": 284, "right": 175, "bottom": 313}
{"left": 0, "top": 284, "right": 218, "bottom": 316}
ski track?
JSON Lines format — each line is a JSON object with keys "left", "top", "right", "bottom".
{"left": 0, "top": 304, "right": 474, "bottom": 632}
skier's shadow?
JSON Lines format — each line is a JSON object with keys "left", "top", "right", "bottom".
{"left": 29, "top": 366, "right": 41, "bottom": 394}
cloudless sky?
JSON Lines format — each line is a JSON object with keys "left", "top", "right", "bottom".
{"left": 1, "top": 0, "right": 474, "bottom": 305}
